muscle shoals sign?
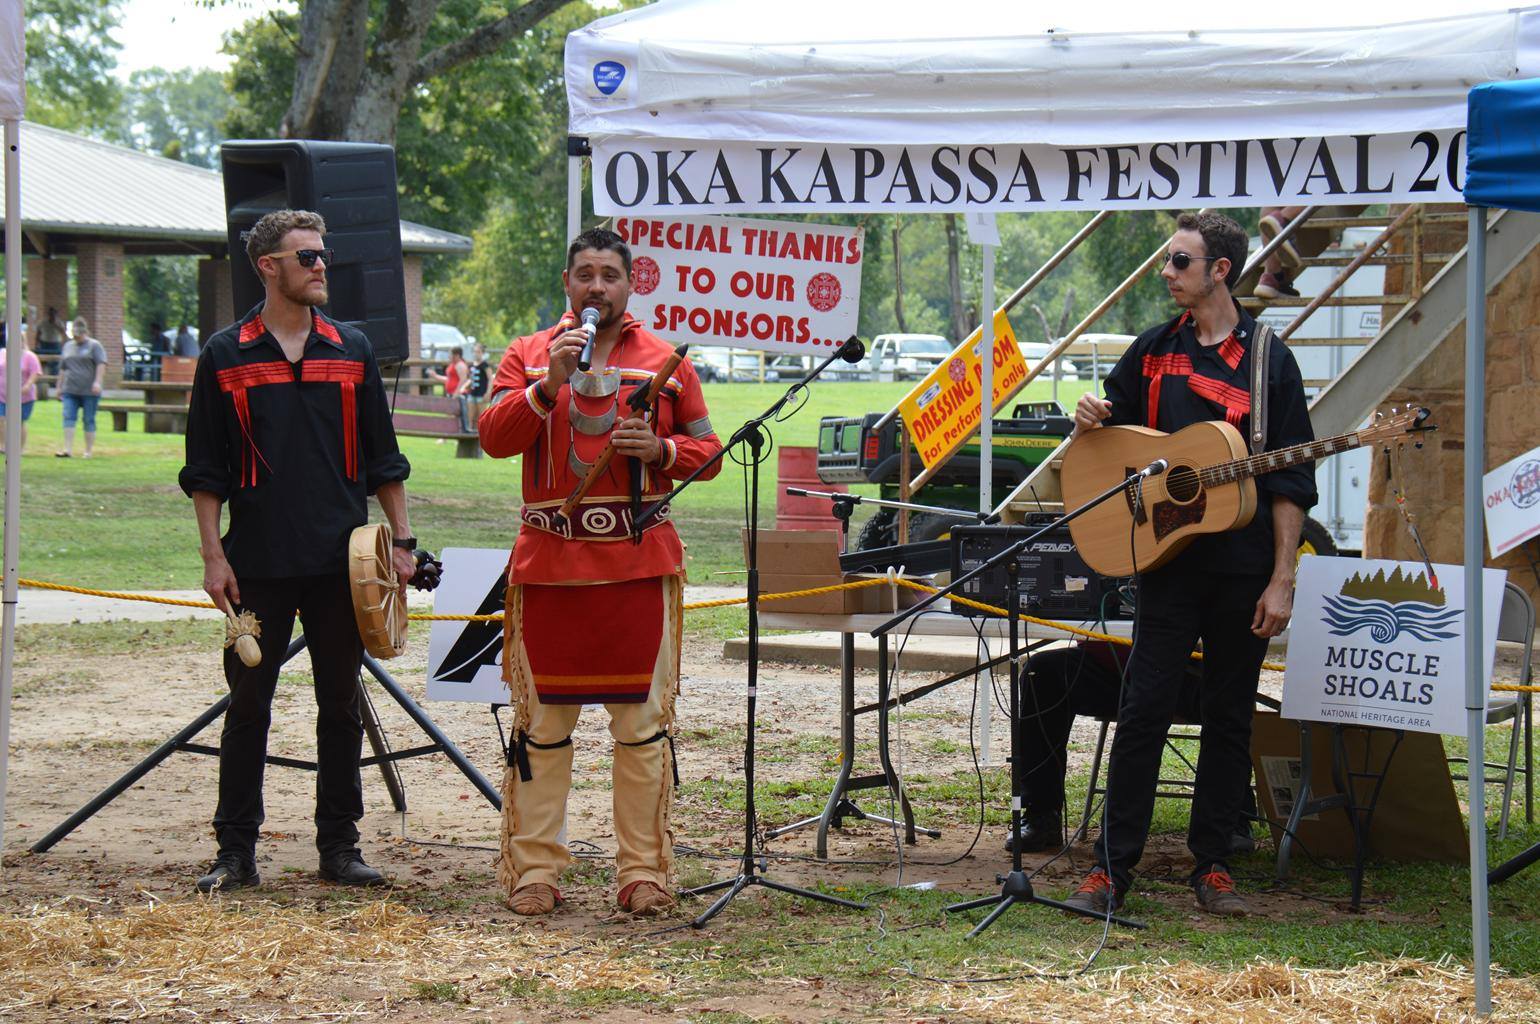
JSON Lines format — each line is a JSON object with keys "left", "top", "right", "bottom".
{"left": 897, "top": 313, "right": 1026, "bottom": 469}
{"left": 1283, "top": 556, "right": 1505, "bottom": 737}
{"left": 592, "top": 131, "right": 1467, "bottom": 215}
{"left": 613, "top": 215, "right": 863, "bottom": 355}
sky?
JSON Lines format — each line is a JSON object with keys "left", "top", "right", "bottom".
{"left": 111, "top": 0, "right": 294, "bottom": 80}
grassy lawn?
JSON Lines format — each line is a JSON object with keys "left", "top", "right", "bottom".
{"left": 3, "top": 377, "right": 1094, "bottom": 591}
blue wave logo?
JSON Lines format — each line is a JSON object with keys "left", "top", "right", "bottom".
{"left": 593, "top": 60, "right": 626, "bottom": 96}
{"left": 1320, "top": 595, "right": 1460, "bottom": 643}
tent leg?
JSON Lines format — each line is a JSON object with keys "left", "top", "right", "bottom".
{"left": 1466, "top": 205, "right": 1492, "bottom": 1016}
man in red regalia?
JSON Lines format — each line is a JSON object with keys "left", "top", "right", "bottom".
{"left": 479, "top": 228, "right": 723, "bottom": 916}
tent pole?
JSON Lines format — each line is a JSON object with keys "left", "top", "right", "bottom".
{"left": 1465, "top": 204, "right": 1491, "bottom": 1015}
{"left": 980, "top": 242, "right": 994, "bottom": 512}
{"left": 1, "top": 117, "right": 22, "bottom": 865}
{"left": 567, "top": 143, "right": 583, "bottom": 243}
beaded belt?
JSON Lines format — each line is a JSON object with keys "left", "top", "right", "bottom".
{"left": 520, "top": 495, "right": 672, "bottom": 542}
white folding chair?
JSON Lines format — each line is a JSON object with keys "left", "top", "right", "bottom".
{"left": 1449, "top": 581, "right": 1534, "bottom": 839}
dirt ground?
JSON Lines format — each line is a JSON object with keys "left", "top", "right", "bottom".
{"left": 0, "top": 623, "right": 1499, "bottom": 1023}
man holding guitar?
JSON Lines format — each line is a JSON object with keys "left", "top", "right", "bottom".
{"left": 1063, "top": 211, "right": 1317, "bottom": 918}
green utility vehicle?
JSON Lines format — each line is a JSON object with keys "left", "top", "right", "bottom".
{"left": 815, "top": 402, "right": 1338, "bottom": 559}
{"left": 815, "top": 402, "right": 1073, "bottom": 549}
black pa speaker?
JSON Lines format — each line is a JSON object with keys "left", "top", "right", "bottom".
{"left": 220, "top": 140, "right": 409, "bottom": 365}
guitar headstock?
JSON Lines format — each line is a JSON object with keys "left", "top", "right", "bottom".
{"left": 1360, "top": 406, "right": 1435, "bottom": 449}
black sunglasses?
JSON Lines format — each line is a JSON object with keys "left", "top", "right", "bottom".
{"left": 1162, "top": 251, "right": 1219, "bottom": 271}
{"left": 267, "top": 247, "right": 335, "bottom": 268}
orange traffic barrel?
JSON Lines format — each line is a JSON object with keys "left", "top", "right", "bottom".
{"left": 776, "top": 445, "right": 847, "bottom": 531}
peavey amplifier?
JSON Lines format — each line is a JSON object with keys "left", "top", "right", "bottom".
{"left": 948, "top": 518, "right": 1132, "bottom": 620}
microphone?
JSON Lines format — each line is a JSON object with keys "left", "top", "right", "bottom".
{"left": 838, "top": 336, "right": 865, "bottom": 363}
{"left": 1137, "top": 458, "right": 1169, "bottom": 479}
{"left": 576, "top": 306, "right": 600, "bottom": 372}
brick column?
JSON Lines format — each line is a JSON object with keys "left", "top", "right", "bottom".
{"left": 75, "top": 242, "right": 125, "bottom": 378}
{"left": 403, "top": 253, "right": 423, "bottom": 359}
{"left": 1365, "top": 205, "right": 1540, "bottom": 610}
{"left": 25, "top": 257, "right": 69, "bottom": 336}
{"left": 198, "top": 256, "right": 234, "bottom": 340}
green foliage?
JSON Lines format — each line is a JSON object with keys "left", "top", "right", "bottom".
{"left": 119, "top": 67, "right": 233, "bottom": 168}
{"left": 24, "top": 0, "right": 123, "bottom": 135}
{"left": 124, "top": 256, "right": 199, "bottom": 343}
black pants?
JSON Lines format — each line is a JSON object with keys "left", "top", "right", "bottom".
{"left": 1094, "top": 566, "right": 1270, "bottom": 892}
{"left": 1020, "top": 643, "right": 1201, "bottom": 819}
{"left": 214, "top": 573, "right": 365, "bottom": 861}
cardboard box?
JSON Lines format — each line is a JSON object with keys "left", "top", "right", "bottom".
{"left": 747, "top": 529, "right": 925, "bottom": 615}
{"left": 1250, "top": 710, "right": 1466, "bottom": 863}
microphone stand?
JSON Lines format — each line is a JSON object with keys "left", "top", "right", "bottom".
{"left": 636, "top": 336, "right": 870, "bottom": 928}
{"left": 869, "top": 460, "right": 1162, "bottom": 935}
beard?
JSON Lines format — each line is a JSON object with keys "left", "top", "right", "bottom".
{"left": 278, "top": 274, "right": 329, "bottom": 308}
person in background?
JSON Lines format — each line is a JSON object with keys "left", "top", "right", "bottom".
{"left": 174, "top": 323, "right": 199, "bottom": 357}
{"left": 464, "top": 342, "right": 491, "bottom": 431}
{"left": 34, "top": 306, "right": 67, "bottom": 371}
{"left": 56, "top": 316, "right": 107, "bottom": 458}
{"left": 429, "top": 346, "right": 470, "bottom": 432}
{"left": 0, "top": 333, "right": 43, "bottom": 454}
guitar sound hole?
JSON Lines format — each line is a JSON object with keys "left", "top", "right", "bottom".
{"left": 1165, "top": 464, "right": 1201, "bottom": 502}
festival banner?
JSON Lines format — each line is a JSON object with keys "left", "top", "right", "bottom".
{"left": 592, "top": 130, "right": 1467, "bottom": 215}
{"left": 426, "top": 548, "right": 511, "bottom": 705}
{"left": 612, "top": 215, "right": 863, "bottom": 356}
{"left": 1482, "top": 444, "right": 1540, "bottom": 558}
{"left": 897, "top": 313, "right": 1026, "bottom": 469}
{"left": 1283, "top": 556, "right": 1506, "bottom": 737}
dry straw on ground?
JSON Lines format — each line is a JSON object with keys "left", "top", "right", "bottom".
{"left": 1, "top": 896, "right": 1535, "bottom": 1022}
{"left": 0, "top": 895, "right": 670, "bottom": 1020}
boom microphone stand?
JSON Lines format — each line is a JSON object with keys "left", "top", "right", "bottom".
{"left": 635, "top": 336, "right": 871, "bottom": 928}
{"left": 870, "top": 461, "right": 1166, "bottom": 935}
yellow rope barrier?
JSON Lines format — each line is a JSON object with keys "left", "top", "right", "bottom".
{"left": 22, "top": 574, "right": 1540, "bottom": 692}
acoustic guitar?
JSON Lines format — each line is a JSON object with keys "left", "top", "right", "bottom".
{"left": 1060, "top": 408, "right": 1430, "bottom": 576}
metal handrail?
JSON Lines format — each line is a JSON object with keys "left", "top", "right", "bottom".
{"left": 871, "top": 210, "right": 1113, "bottom": 433}
{"left": 1279, "top": 206, "right": 1417, "bottom": 341}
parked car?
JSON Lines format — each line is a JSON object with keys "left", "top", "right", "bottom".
{"left": 121, "top": 330, "right": 155, "bottom": 381}
{"left": 1057, "top": 332, "right": 1134, "bottom": 380}
{"left": 421, "top": 322, "right": 474, "bottom": 363}
{"left": 1018, "top": 341, "right": 1079, "bottom": 381}
{"left": 842, "top": 333, "right": 953, "bottom": 381}
{"left": 692, "top": 346, "right": 779, "bottom": 382}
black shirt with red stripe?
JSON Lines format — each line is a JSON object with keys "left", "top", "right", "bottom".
{"left": 1102, "top": 302, "right": 1318, "bottom": 576}
{"left": 179, "top": 305, "right": 411, "bottom": 579}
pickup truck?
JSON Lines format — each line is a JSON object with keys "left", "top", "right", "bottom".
{"left": 815, "top": 402, "right": 1073, "bottom": 548}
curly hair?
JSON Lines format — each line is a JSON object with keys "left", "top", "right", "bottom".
{"left": 1175, "top": 211, "right": 1248, "bottom": 290}
{"left": 245, "top": 209, "right": 328, "bottom": 272}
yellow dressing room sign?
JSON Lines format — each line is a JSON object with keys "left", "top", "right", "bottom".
{"left": 897, "top": 314, "right": 1026, "bottom": 468}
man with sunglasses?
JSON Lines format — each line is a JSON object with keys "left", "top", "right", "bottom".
{"left": 181, "top": 209, "right": 417, "bottom": 893}
{"left": 1062, "top": 211, "right": 1316, "bottom": 918}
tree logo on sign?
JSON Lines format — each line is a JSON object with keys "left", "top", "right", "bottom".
{"left": 632, "top": 256, "right": 660, "bottom": 295}
{"left": 806, "top": 272, "right": 841, "bottom": 312}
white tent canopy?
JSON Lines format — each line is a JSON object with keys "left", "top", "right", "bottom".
{"left": 568, "top": 1, "right": 1540, "bottom": 215}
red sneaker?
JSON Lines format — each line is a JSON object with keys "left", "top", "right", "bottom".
{"left": 1062, "top": 867, "right": 1123, "bottom": 915}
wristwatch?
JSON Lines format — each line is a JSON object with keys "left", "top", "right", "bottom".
{"left": 391, "top": 535, "right": 419, "bottom": 551}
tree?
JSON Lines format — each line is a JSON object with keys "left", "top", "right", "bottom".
{"left": 279, "top": 0, "right": 573, "bottom": 144}
{"left": 24, "top": 0, "right": 122, "bottom": 135}
{"left": 120, "top": 68, "right": 234, "bottom": 168}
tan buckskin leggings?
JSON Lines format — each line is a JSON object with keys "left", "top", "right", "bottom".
{"left": 495, "top": 576, "right": 682, "bottom": 902}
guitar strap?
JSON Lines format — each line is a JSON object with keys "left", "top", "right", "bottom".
{"left": 1248, "top": 322, "right": 1274, "bottom": 456}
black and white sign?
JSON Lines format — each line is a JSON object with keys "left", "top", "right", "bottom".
{"left": 592, "top": 130, "right": 1466, "bottom": 215}
{"left": 426, "top": 548, "right": 511, "bottom": 705}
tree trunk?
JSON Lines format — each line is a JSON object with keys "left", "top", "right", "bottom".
{"left": 281, "top": 0, "right": 574, "bottom": 144}
{"left": 945, "top": 214, "right": 968, "bottom": 343}
{"left": 891, "top": 222, "right": 908, "bottom": 333}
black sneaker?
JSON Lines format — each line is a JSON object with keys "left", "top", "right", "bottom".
{"left": 1003, "top": 815, "right": 1063, "bottom": 853}
{"left": 319, "top": 852, "right": 389, "bottom": 887}
{"left": 1062, "top": 868, "right": 1123, "bottom": 915}
{"left": 1194, "top": 866, "right": 1251, "bottom": 917}
{"left": 196, "top": 855, "right": 260, "bottom": 894}
{"left": 1253, "top": 270, "right": 1300, "bottom": 300}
